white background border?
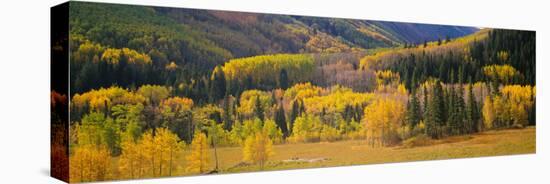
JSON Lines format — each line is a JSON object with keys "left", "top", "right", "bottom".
{"left": 0, "top": 0, "right": 547, "bottom": 183}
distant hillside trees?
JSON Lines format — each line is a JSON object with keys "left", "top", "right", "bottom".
{"left": 222, "top": 54, "right": 315, "bottom": 92}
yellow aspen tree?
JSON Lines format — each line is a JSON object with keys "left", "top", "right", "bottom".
{"left": 482, "top": 96, "right": 495, "bottom": 130}
{"left": 69, "top": 145, "right": 111, "bottom": 182}
{"left": 119, "top": 136, "right": 148, "bottom": 179}
{"left": 155, "top": 128, "right": 184, "bottom": 176}
{"left": 140, "top": 130, "right": 158, "bottom": 177}
{"left": 186, "top": 132, "right": 210, "bottom": 174}
{"left": 363, "top": 98, "right": 405, "bottom": 147}
{"left": 243, "top": 132, "right": 274, "bottom": 169}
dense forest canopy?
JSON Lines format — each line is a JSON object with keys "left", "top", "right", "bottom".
{"left": 60, "top": 2, "right": 536, "bottom": 182}
{"left": 68, "top": 2, "right": 478, "bottom": 95}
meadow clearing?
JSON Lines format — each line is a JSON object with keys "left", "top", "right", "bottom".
{"left": 166, "top": 127, "right": 535, "bottom": 175}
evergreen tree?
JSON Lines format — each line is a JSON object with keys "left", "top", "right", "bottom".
{"left": 438, "top": 62, "right": 448, "bottom": 82}
{"left": 289, "top": 99, "right": 300, "bottom": 134}
{"left": 343, "top": 104, "right": 353, "bottom": 122}
{"left": 298, "top": 98, "right": 306, "bottom": 115}
{"left": 466, "top": 77, "right": 479, "bottom": 133}
{"left": 353, "top": 104, "right": 363, "bottom": 122}
{"left": 406, "top": 89, "right": 421, "bottom": 129}
{"left": 456, "top": 67, "right": 466, "bottom": 134}
{"left": 253, "top": 95, "right": 264, "bottom": 122}
{"left": 222, "top": 96, "right": 233, "bottom": 131}
{"left": 447, "top": 69, "right": 459, "bottom": 135}
{"left": 209, "top": 66, "right": 227, "bottom": 102}
{"left": 274, "top": 103, "right": 289, "bottom": 138}
{"left": 422, "top": 85, "right": 429, "bottom": 123}
{"left": 411, "top": 68, "right": 418, "bottom": 91}
{"left": 278, "top": 69, "right": 289, "bottom": 89}
{"left": 426, "top": 81, "right": 445, "bottom": 139}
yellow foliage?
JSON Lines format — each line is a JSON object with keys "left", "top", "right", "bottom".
{"left": 305, "top": 32, "right": 355, "bottom": 53}
{"left": 243, "top": 132, "right": 274, "bottom": 169}
{"left": 186, "top": 132, "right": 210, "bottom": 174}
{"left": 101, "top": 47, "right": 152, "bottom": 65}
{"left": 119, "top": 128, "right": 184, "bottom": 179}
{"left": 283, "top": 82, "right": 322, "bottom": 100}
{"left": 482, "top": 64, "right": 520, "bottom": 84}
{"left": 118, "top": 136, "right": 147, "bottom": 179}
{"left": 288, "top": 114, "right": 322, "bottom": 143}
{"left": 363, "top": 98, "right": 406, "bottom": 147}
{"left": 72, "top": 86, "right": 146, "bottom": 112}
{"left": 222, "top": 54, "right": 315, "bottom": 85}
{"left": 165, "top": 61, "right": 178, "bottom": 71}
{"left": 320, "top": 125, "right": 341, "bottom": 142}
{"left": 238, "top": 90, "right": 273, "bottom": 117}
{"left": 262, "top": 119, "right": 283, "bottom": 144}
{"left": 69, "top": 145, "right": 111, "bottom": 182}
{"left": 161, "top": 97, "right": 194, "bottom": 112}
{"left": 137, "top": 85, "right": 170, "bottom": 105}
{"left": 302, "top": 85, "right": 375, "bottom": 115}
{"left": 155, "top": 128, "right": 185, "bottom": 176}
{"left": 359, "top": 29, "right": 490, "bottom": 71}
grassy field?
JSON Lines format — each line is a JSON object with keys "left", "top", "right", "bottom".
{"left": 166, "top": 127, "right": 535, "bottom": 176}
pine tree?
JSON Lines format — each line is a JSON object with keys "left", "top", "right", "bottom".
{"left": 343, "top": 104, "right": 353, "bottom": 122}
{"left": 298, "top": 98, "right": 306, "bottom": 115}
{"left": 353, "top": 104, "right": 363, "bottom": 122}
{"left": 465, "top": 78, "right": 479, "bottom": 133}
{"left": 222, "top": 96, "right": 233, "bottom": 131}
{"left": 427, "top": 81, "right": 445, "bottom": 139}
{"left": 406, "top": 89, "right": 421, "bottom": 129}
{"left": 254, "top": 95, "right": 264, "bottom": 122}
{"left": 289, "top": 99, "right": 300, "bottom": 134}
{"left": 456, "top": 67, "right": 466, "bottom": 134}
{"left": 278, "top": 69, "right": 289, "bottom": 89}
{"left": 411, "top": 68, "right": 418, "bottom": 91}
{"left": 446, "top": 69, "right": 460, "bottom": 135}
{"left": 209, "top": 66, "right": 227, "bottom": 102}
{"left": 274, "top": 103, "right": 289, "bottom": 138}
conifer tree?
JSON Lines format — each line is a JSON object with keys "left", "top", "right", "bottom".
{"left": 278, "top": 69, "right": 289, "bottom": 89}
{"left": 253, "top": 95, "right": 264, "bottom": 122}
{"left": 289, "top": 99, "right": 300, "bottom": 134}
{"left": 209, "top": 66, "right": 227, "bottom": 102}
{"left": 274, "top": 103, "right": 289, "bottom": 138}
{"left": 222, "top": 96, "right": 233, "bottom": 131}
{"left": 406, "top": 89, "right": 421, "bottom": 129}
{"left": 464, "top": 79, "right": 474, "bottom": 132}
{"left": 427, "top": 81, "right": 445, "bottom": 138}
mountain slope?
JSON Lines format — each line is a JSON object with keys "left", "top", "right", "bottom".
{"left": 370, "top": 21, "right": 479, "bottom": 44}
{"left": 68, "top": 1, "right": 480, "bottom": 95}
{"left": 161, "top": 8, "right": 479, "bottom": 57}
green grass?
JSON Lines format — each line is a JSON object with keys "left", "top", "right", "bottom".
{"left": 177, "top": 127, "right": 535, "bottom": 174}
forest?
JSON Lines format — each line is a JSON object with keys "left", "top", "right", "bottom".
{"left": 53, "top": 2, "right": 536, "bottom": 183}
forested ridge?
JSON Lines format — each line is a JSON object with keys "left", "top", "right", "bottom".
{"left": 61, "top": 2, "right": 535, "bottom": 182}
{"left": 68, "top": 2, "right": 477, "bottom": 95}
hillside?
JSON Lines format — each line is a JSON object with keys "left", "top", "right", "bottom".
{"left": 69, "top": 1, "right": 478, "bottom": 64}
{"left": 68, "top": 1, "right": 479, "bottom": 94}
{"left": 368, "top": 21, "right": 479, "bottom": 44}
{"left": 159, "top": 6, "right": 479, "bottom": 57}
